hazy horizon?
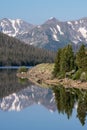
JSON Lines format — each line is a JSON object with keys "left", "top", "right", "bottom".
{"left": 0, "top": 0, "right": 87, "bottom": 24}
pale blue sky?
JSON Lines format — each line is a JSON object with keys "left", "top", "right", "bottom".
{"left": 0, "top": 0, "right": 87, "bottom": 24}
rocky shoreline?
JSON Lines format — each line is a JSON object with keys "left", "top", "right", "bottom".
{"left": 17, "top": 63, "right": 87, "bottom": 90}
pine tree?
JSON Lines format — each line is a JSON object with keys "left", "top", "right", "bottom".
{"left": 76, "top": 44, "right": 86, "bottom": 69}
{"left": 60, "top": 47, "right": 67, "bottom": 72}
{"left": 53, "top": 48, "right": 62, "bottom": 77}
{"left": 53, "top": 44, "right": 74, "bottom": 78}
{"left": 60, "top": 44, "right": 74, "bottom": 72}
{"left": 81, "top": 56, "right": 87, "bottom": 71}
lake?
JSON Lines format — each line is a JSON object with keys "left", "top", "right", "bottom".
{"left": 0, "top": 68, "right": 87, "bottom": 130}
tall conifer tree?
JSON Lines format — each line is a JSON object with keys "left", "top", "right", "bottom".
{"left": 76, "top": 44, "right": 86, "bottom": 69}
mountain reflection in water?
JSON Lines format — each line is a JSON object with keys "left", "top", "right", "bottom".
{"left": 0, "top": 69, "right": 87, "bottom": 126}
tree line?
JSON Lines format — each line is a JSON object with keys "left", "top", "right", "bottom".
{"left": 0, "top": 33, "right": 55, "bottom": 66}
{"left": 53, "top": 44, "right": 87, "bottom": 81}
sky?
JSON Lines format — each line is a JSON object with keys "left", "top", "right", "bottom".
{"left": 0, "top": 0, "right": 87, "bottom": 25}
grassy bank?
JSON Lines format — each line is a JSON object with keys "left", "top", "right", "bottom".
{"left": 17, "top": 63, "right": 87, "bottom": 89}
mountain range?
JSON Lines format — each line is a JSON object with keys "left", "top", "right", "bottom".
{"left": 0, "top": 17, "right": 87, "bottom": 50}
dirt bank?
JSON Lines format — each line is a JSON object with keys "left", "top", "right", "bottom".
{"left": 17, "top": 63, "right": 87, "bottom": 89}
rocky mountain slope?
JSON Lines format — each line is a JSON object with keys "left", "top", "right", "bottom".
{"left": 0, "top": 17, "right": 87, "bottom": 50}
{"left": 0, "top": 18, "right": 34, "bottom": 37}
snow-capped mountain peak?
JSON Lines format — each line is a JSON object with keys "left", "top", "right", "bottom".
{"left": 0, "top": 18, "right": 34, "bottom": 37}
{"left": 1, "top": 17, "right": 87, "bottom": 50}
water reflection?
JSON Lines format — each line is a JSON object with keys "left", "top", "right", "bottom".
{"left": 0, "top": 69, "right": 56, "bottom": 112}
{"left": 0, "top": 69, "right": 31, "bottom": 98}
{"left": 52, "top": 86, "right": 87, "bottom": 126}
{"left": 0, "top": 69, "right": 87, "bottom": 126}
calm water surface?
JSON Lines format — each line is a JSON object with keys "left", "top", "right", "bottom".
{"left": 0, "top": 68, "right": 87, "bottom": 130}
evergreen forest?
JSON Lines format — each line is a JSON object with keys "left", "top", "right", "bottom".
{"left": 0, "top": 33, "right": 55, "bottom": 66}
{"left": 53, "top": 44, "right": 87, "bottom": 81}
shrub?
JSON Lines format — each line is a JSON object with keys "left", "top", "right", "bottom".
{"left": 57, "top": 72, "right": 65, "bottom": 79}
{"left": 80, "top": 72, "right": 87, "bottom": 82}
{"left": 18, "top": 66, "right": 28, "bottom": 73}
{"left": 72, "top": 69, "right": 82, "bottom": 80}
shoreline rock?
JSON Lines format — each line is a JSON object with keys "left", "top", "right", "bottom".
{"left": 17, "top": 63, "right": 87, "bottom": 90}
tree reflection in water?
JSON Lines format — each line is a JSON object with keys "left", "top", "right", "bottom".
{"left": 52, "top": 86, "right": 87, "bottom": 126}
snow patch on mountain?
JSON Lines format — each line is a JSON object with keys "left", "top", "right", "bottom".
{"left": 72, "top": 40, "right": 78, "bottom": 44}
{"left": 49, "top": 17, "right": 55, "bottom": 20}
{"left": 75, "top": 21, "right": 78, "bottom": 25}
{"left": 37, "top": 25, "right": 41, "bottom": 28}
{"left": 9, "top": 19, "right": 19, "bottom": 37}
{"left": 1, "top": 19, "right": 9, "bottom": 26}
{"left": 78, "top": 27, "right": 87, "bottom": 38}
{"left": 50, "top": 27, "right": 59, "bottom": 41}
{"left": 53, "top": 28, "right": 57, "bottom": 34}
{"left": 67, "top": 21, "right": 72, "bottom": 25}
{"left": 50, "top": 27, "right": 54, "bottom": 33}
{"left": 16, "top": 19, "right": 21, "bottom": 27}
{"left": 53, "top": 34, "right": 59, "bottom": 41}
{"left": 56, "top": 25, "right": 64, "bottom": 35}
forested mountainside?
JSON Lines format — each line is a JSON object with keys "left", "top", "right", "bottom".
{"left": 0, "top": 33, "right": 55, "bottom": 66}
